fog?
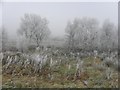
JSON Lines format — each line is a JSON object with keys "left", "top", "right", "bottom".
{"left": 1, "top": 2, "right": 118, "bottom": 38}
{"left": 1, "top": 2, "right": 119, "bottom": 88}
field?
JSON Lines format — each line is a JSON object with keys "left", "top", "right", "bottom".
{"left": 2, "top": 49, "right": 118, "bottom": 88}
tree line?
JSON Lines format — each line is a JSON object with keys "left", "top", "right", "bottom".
{"left": 0, "top": 13, "right": 118, "bottom": 52}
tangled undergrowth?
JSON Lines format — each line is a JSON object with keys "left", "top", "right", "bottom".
{"left": 1, "top": 50, "right": 119, "bottom": 88}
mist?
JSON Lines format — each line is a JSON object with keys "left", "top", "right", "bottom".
{"left": 1, "top": 2, "right": 119, "bottom": 88}
{"left": 1, "top": 2, "right": 118, "bottom": 38}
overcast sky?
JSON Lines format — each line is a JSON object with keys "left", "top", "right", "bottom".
{"left": 0, "top": 2, "right": 118, "bottom": 38}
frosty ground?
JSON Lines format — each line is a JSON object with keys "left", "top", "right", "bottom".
{"left": 1, "top": 49, "right": 118, "bottom": 88}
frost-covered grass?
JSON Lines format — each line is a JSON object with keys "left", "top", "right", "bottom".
{"left": 2, "top": 50, "right": 119, "bottom": 88}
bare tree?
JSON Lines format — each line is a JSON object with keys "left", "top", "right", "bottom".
{"left": 65, "top": 17, "right": 99, "bottom": 51}
{"left": 1, "top": 26, "right": 8, "bottom": 52}
{"left": 77, "top": 17, "right": 99, "bottom": 50}
{"left": 100, "top": 19, "right": 117, "bottom": 51}
{"left": 65, "top": 20, "right": 78, "bottom": 51}
{"left": 18, "top": 14, "right": 51, "bottom": 47}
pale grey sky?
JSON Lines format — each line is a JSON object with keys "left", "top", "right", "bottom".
{"left": 1, "top": 2, "right": 118, "bottom": 38}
